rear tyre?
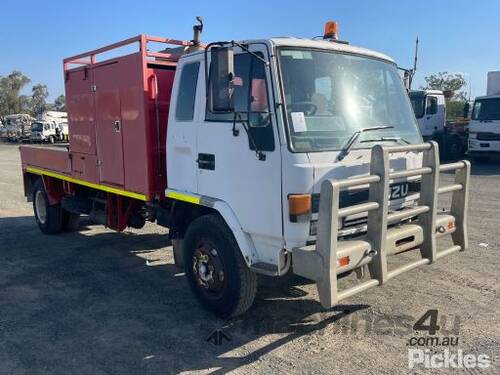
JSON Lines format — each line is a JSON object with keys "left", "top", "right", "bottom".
{"left": 33, "top": 180, "right": 64, "bottom": 234}
{"left": 183, "top": 214, "right": 257, "bottom": 318}
{"left": 444, "top": 136, "right": 463, "bottom": 160}
{"left": 62, "top": 210, "right": 80, "bottom": 231}
{"left": 172, "top": 239, "right": 184, "bottom": 269}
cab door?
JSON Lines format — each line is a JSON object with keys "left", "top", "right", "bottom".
{"left": 421, "top": 95, "right": 445, "bottom": 137}
{"left": 166, "top": 60, "right": 201, "bottom": 194}
{"left": 196, "top": 45, "right": 283, "bottom": 250}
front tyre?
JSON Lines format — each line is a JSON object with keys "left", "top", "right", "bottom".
{"left": 472, "top": 155, "right": 489, "bottom": 163}
{"left": 183, "top": 214, "right": 257, "bottom": 318}
{"left": 33, "top": 180, "right": 64, "bottom": 234}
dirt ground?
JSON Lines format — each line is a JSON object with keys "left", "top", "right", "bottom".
{"left": 0, "top": 142, "right": 498, "bottom": 374}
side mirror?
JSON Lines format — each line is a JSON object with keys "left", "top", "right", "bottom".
{"left": 209, "top": 47, "right": 235, "bottom": 112}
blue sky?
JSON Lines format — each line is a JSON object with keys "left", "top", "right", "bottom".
{"left": 1, "top": 0, "right": 498, "bottom": 101}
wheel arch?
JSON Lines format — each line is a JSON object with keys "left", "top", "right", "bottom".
{"left": 167, "top": 195, "right": 258, "bottom": 267}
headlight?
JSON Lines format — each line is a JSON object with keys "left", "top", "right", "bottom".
{"left": 469, "top": 132, "right": 477, "bottom": 139}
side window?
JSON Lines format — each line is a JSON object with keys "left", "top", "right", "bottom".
{"left": 175, "top": 62, "right": 200, "bottom": 121}
{"left": 206, "top": 51, "right": 274, "bottom": 152}
{"left": 207, "top": 52, "right": 270, "bottom": 125}
{"left": 426, "top": 96, "right": 438, "bottom": 115}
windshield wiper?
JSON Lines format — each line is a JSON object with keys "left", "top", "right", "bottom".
{"left": 336, "top": 125, "right": 394, "bottom": 161}
{"left": 360, "top": 136, "right": 411, "bottom": 145}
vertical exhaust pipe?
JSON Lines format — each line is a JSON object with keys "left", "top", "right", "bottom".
{"left": 189, "top": 16, "right": 204, "bottom": 52}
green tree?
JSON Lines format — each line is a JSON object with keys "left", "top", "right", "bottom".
{"left": 53, "top": 94, "right": 66, "bottom": 112}
{"left": 421, "top": 72, "right": 468, "bottom": 119}
{"left": 30, "top": 84, "right": 49, "bottom": 117}
{"left": 0, "top": 71, "right": 31, "bottom": 116}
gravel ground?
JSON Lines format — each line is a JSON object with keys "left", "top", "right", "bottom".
{"left": 0, "top": 142, "right": 498, "bottom": 374}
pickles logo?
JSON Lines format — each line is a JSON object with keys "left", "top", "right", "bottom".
{"left": 407, "top": 310, "right": 491, "bottom": 369}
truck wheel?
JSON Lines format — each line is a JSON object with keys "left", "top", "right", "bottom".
{"left": 445, "top": 136, "right": 464, "bottom": 160}
{"left": 33, "top": 180, "right": 64, "bottom": 234}
{"left": 172, "top": 239, "right": 184, "bottom": 269}
{"left": 472, "top": 156, "right": 489, "bottom": 163}
{"left": 63, "top": 211, "right": 80, "bottom": 231}
{"left": 183, "top": 214, "right": 257, "bottom": 318}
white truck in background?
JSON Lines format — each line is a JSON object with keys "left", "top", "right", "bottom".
{"left": 468, "top": 71, "right": 500, "bottom": 161}
{"left": 30, "top": 111, "right": 68, "bottom": 143}
{"left": 0, "top": 120, "right": 5, "bottom": 140}
{"left": 409, "top": 90, "right": 467, "bottom": 159}
{"left": 4, "top": 114, "right": 35, "bottom": 142}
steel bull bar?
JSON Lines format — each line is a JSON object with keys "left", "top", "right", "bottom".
{"left": 293, "top": 141, "right": 470, "bottom": 308}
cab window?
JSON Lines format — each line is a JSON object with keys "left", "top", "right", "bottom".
{"left": 175, "top": 62, "right": 200, "bottom": 121}
{"left": 426, "top": 96, "right": 438, "bottom": 115}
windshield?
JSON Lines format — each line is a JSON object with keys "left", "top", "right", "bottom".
{"left": 409, "top": 93, "right": 426, "bottom": 119}
{"left": 472, "top": 98, "right": 500, "bottom": 121}
{"left": 279, "top": 48, "right": 422, "bottom": 152}
{"left": 31, "top": 122, "right": 43, "bottom": 132}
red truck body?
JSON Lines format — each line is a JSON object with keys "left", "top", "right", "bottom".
{"left": 20, "top": 35, "right": 190, "bottom": 203}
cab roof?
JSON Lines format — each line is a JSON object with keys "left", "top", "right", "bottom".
{"left": 475, "top": 94, "right": 500, "bottom": 100}
{"left": 410, "top": 90, "right": 444, "bottom": 97}
{"left": 269, "top": 37, "right": 395, "bottom": 64}
{"left": 182, "top": 37, "right": 396, "bottom": 64}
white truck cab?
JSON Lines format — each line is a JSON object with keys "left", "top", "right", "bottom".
{"left": 31, "top": 121, "right": 59, "bottom": 143}
{"left": 409, "top": 90, "right": 446, "bottom": 140}
{"left": 167, "top": 37, "right": 425, "bottom": 267}
{"left": 164, "top": 29, "right": 469, "bottom": 317}
{"left": 30, "top": 111, "right": 68, "bottom": 143}
{"left": 468, "top": 72, "right": 500, "bottom": 161}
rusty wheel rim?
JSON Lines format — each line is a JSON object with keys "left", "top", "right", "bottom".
{"left": 192, "top": 239, "right": 225, "bottom": 297}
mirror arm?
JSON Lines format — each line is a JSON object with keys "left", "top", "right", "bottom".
{"left": 232, "top": 112, "right": 240, "bottom": 137}
{"left": 230, "top": 41, "right": 270, "bottom": 67}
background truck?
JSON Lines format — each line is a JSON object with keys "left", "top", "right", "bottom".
{"left": 468, "top": 71, "right": 500, "bottom": 161}
{"left": 30, "top": 111, "right": 68, "bottom": 143}
{"left": 0, "top": 120, "right": 5, "bottom": 140}
{"left": 19, "top": 20, "right": 470, "bottom": 318}
{"left": 4, "top": 113, "right": 34, "bottom": 142}
{"left": 409, "top": 90, "right": 468, "bottom": 159}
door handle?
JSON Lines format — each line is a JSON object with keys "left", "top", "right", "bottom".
{"left": 197, "top": 153, "right": 215, "bottom": 170}
{"left": 114, "top": 120, "right": 121, "bottom": 132}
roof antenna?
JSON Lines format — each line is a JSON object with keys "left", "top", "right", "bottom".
{"left": 409, "top": 36, "right": 418, "bottom": 90}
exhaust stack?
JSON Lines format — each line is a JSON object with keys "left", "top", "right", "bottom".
{"left": 189, "top": 16, "right": 204, "bottom": 52}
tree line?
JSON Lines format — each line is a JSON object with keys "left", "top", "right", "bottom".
{"left": 0, "top": 71, "right": 65, "bottom": 119}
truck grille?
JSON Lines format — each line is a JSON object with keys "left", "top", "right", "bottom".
{"left": 311, "top": 181, "right": 421, "bottom": 214}
{"left": 477, "top": 132, "right": 500, "bottom": 141}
